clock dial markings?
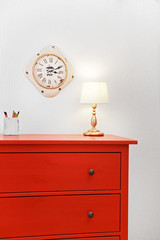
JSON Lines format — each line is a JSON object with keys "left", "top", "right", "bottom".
{"left": 59, "top": 79, "right": 64, "bottom": 83}
{"left": 57, "top": 75, "right": 62, "bottom": 79}
{"left": 43, "top": 58, "right": 47, "bottom": 64}
{"left": 49, "top": 57, "right": 53, "bottom": 63}
{"left": 34, "top": 55, "right": 67, "bottom": 89}
{"left": 42, "top": 78, "right": 46, "bottom": 83}
{"left": 55, "top": 59, "right": 58, "bottom": 64}
{"left": 38, "top": 73, "right": 43, "bottom": 79}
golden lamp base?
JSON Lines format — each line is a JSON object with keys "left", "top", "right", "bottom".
{"left": 83, "top": 128, "right": 104, "bottom": 136}
{"left": 83, "top": 104, "right": 104, "bottom": 137}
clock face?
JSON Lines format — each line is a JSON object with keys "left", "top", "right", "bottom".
{"left": 33, "top": 54, "right": 67, "bottom": 89}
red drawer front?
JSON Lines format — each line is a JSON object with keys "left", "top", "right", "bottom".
{"left": 0, "top": 236, "right": 120, "bottom": 240}
{"left": 0, "top": 194, "right": 120, "bottom": 238}
{"left": 60, "top": 238, "right": 120, "bottom": 240}
{"left": 0, "top": 153, "right": 120, "bottom": 193}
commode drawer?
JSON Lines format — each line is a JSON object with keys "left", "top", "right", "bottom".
{"left": 0, "top": 153, "right": 120, "bottom": 193}
{"left": 0, "top": 194, "right": 120, "bottom": 238}
{"left": 0, "top": 236, "right": 120, "bottom": 240}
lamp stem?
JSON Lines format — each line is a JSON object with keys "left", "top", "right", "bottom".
{"left": 91, "top": 104, "right": 97, "bottom": 130}
{"left": 83, "top": 104, "right": 104, "bottom": 136}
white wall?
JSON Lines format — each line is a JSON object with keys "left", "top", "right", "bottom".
{"left": 0, "top": 0, "right": 160, "bottom": 239}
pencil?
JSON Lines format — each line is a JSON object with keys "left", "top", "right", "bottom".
{"left": 4, "top": 112, "right": 8, "bottom": 118}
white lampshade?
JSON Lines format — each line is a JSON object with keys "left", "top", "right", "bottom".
{"left": 80, "top": 81, "right": 109, "bottom": 104}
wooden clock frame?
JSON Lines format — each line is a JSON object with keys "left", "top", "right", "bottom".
{"left": 24, "top": 45, "right": 74, "bottom": 98}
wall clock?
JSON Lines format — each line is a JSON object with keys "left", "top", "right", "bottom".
{"left": 24, "top": 45, "right": 74, "bottom": 97}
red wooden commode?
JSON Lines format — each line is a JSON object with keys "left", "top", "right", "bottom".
{"left": 0, "top": 134, "right": 137, "bottom": 240}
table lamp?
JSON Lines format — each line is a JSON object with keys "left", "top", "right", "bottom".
{"left": 80, "top": 81, "right": 109, "bottom": 136}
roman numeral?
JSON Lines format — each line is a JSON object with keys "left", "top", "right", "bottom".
{"left": 39, "top": 63, "right": 43, "bottom": 66}
{"left": 59, "top": 79, "right": 64, "bottom": 83}
{"left": 49, "top": 58, "right": 53, "bottom": 63}
{"left": 42, "top": 78, "right": 46, "bottom": 83}
{"left": 38, "top": 73, "right": 43, "bottom": 79}
{"left": 43, "top": 58, "right": 47, "bottom": 63}
{"left": 57, "top": 75, "right": 61, "bottom": 79}
{"left": 55, "top": 59, "right": 58, "bottom": 64}
{"left": 59, "top": 71, "right": 63, "bottom": 74}
{"left": 48, "top": 80, "right": 51, "bottom": 85}
{"left": 37, "top": 68, "right": 42, "bottom": 72}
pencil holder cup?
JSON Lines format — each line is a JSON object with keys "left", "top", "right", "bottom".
{"left": 3, "top": 118, "right": 19, "bottom": 135}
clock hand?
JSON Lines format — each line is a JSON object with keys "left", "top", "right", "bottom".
{"left": 54, "top": 65, "right": 63, "bottom": 70}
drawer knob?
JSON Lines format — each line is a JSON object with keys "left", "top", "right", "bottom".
{"left": 88, "top": 212, "right": 94, "bottom": 218}
{"left": 89, "top": 169, "right": 95, "bottom": 175}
